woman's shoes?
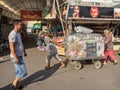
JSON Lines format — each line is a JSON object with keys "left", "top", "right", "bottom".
{"left": 103, "top": 61, "right": 107, "bottom": 65}
{"left": 103, "top": 61, "right": 118, "bottom": 65}
{"left": 114, "top": 61, "right": 118, "bottom": 65}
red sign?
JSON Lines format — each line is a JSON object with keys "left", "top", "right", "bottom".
{"left": 20, "top": 10, "right": 42, "bottom": 21}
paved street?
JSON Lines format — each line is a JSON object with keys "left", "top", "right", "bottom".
{"left": 0, "top": 34, "right": 120, "bottom": 90}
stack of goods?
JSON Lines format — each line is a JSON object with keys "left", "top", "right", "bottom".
{"left": 64, "top": 33, "right": 104, "bottom": 60}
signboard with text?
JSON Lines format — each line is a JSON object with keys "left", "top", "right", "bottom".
{"left": 20, "top": 10, "right": 42, "bottom": 21}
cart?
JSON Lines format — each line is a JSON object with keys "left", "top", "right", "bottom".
{"left": 64, "top": 33, "right": 105, "bottom": 70}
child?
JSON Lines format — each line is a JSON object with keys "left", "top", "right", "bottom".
{"left": 45, "top": 34, "right": 65, "bottom": 69}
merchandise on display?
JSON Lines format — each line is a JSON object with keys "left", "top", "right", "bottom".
{"left": 74, "top": 26, "right": 93, "bottom": 33}
{"left": 64, "top": 33, "right": 104, "bottom": 60}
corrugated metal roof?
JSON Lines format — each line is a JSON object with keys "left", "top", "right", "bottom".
{"left": 0, "top": 0, "right": 48, "bottom": 18}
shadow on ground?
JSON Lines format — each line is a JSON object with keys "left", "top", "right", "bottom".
{"left": 0, "top": 59, "right": 10, "bottom": 63}
{"left": 1, "top": 60, "right": 69, "bottom": 90}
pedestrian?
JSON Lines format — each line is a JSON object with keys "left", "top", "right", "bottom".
{"left": 45, "top": 34, "right": 65, "bottom": 69}
{"left": 8, "top": 19, "right": 27, "bottom": 90}
{"left": 103, "top": 29, "right": 118, "bottom": 65}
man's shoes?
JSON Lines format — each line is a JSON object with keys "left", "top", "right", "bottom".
{"left": 10, "top": 83, "right": 17, "bottom": 90}
{"left": 10, "top": 83, "right": 24, "bottom": 90}
{"left": 17, "top": 84, "right": 24, "bottom": 89}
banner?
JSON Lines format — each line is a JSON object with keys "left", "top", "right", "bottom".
{"left": 114, "top": 8, "right": 120, "bottom": 19}
{"left": 21, "top": 10, "right": 42, "bottom": 21}
{"left": 67, "top": 5, "right": 115, "bottom": 19}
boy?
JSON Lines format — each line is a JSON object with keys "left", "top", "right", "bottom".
{"left": 45, "top": 34, "right": 65, "bottom": 69}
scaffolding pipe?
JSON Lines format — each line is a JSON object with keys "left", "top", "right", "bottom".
{"left": 55, "top": 0, "right": 66, "bottom": 36}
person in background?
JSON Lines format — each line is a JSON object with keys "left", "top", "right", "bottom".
{"left": 37, "top": 32, "right": 44, "bottom": 51}
{"left": 45, "top": 34, "right": 65, "bottom": 69}
{"left": 103, "top": 29, "right": 118, "bottom": 65}
{"left": 8, "top": 19, "right": 27, "bottom": 90}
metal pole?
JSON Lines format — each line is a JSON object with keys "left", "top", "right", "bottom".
{"left": 55, "top": 0, "right": 66, "bottom": 36}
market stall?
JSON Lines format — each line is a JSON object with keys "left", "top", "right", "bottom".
{"left": 66, "top": 5, "right": 120, "bottom": 51}
{"left": 59, "top": 4, "right": 120, "bottom": 70}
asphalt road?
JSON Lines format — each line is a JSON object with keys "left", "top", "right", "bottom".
{"left": 0, "top": 34, "right": 120, "bottom": 90}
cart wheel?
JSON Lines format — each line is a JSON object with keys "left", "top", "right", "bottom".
{"left": 94, "top": 60, "right": 102, "bottom": 69}
{"left": 74, "top": 61, "right": 82, "bottom": 70}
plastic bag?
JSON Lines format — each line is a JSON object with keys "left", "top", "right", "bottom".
{"left": 64, "top": 33, "right": 104, "bottom": 60}
{"left": 74, "top": 26, "right": 93, "bottom": 33}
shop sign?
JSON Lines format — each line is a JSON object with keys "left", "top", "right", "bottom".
{"left": 20, "top": 10, "right": 42, "bottom": 21}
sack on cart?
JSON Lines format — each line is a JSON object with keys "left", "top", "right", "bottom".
{"left": 64, "top": 33, "right": 105, "bottom": 60}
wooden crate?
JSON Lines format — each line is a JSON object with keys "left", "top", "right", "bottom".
{"left": 56, "top": 45, "right": 65, "bottom": 56}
